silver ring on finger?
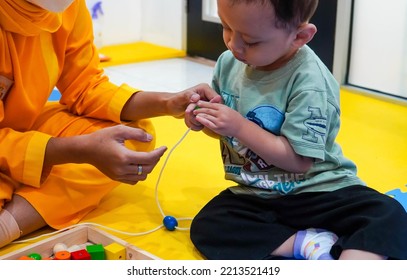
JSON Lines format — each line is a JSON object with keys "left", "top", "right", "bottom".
{"left": 137, "top": 164, "right": 143, "bottom": 175}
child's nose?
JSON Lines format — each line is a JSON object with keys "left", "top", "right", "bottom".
{"left": 228, "top": 38, "right": 244, "bottom": 56}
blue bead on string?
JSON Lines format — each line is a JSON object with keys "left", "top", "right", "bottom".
{"left": 163, "top": 216, "right": 178, "bottom": 231}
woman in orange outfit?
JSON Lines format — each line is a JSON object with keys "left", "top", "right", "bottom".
{"left": 0, "top": 0, "right": 217, "bottom": 247}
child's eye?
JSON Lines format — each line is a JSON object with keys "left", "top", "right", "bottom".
{"left": 245, "top": 42, "right": 259, "bottom": 47}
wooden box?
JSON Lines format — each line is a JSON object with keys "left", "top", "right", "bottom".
{"left": 0, "top": 225, "right": 159, "bottom": 260}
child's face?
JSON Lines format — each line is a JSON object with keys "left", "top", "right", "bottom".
{"left": 217, "top": 0, "right": 298, "bottom": 71}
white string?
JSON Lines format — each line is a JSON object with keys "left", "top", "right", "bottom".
{"left": 155, "top": 128, "right": 193, "bottom": 231}
{"left": 12, "top": 128, "right": 193, "bottom": 244}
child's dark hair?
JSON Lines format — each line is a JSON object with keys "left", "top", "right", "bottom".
{"left": 229, "top": 0, "right": 319, "bottom": 29}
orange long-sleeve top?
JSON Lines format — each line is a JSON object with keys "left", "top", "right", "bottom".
{"left": 0, "top": 0, "right": 137, "bottom": 188}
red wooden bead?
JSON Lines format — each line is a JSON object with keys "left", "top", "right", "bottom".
{"left": 71, "top": 249, "right": 91, "bottom": 260}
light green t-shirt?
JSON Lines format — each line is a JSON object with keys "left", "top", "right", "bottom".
{"left": 212, "top": 46, "right": 366, "bottom": 198}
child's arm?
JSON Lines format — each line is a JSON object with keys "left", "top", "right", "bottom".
{"left": 194, "top": 101, "right": 313, "bottom": 173}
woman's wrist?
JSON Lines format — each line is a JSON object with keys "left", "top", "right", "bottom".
{"left": 43, "top": 135, "right": 89, "bottom": 169}
{"left": 121, "top": 91, "right": 172, "bottom": 121}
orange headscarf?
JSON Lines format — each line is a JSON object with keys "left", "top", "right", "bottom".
{"left": 0, "top": 0, "right": 62, "bottom": 36}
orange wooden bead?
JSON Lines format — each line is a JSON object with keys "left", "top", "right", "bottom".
{"left": 54, "top": 250, "right": 71, "bottom": 260}
{"left": 18, "top": 255, "right": 34, "bottom": 260}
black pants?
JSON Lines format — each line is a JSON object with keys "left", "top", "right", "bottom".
{"left": 190, "top": 186, "right": 407, "bottom": 260}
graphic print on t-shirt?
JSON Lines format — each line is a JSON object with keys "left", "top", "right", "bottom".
{"left": 222, "top": 103, "right": 284, "bottom": 173}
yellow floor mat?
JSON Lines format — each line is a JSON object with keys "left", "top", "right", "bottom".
{"left": 337, "top": 88, "right": 407, "bottom": 194}
{"left": 97, "top": 41, "right": 186, "bottom": 67}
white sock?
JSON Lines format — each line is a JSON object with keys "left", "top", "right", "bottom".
{"left": 293, "top": 228, "right": 338, "bottom": 260}
{"left": 0, "top": 209, "right": 21, "bottom": 248}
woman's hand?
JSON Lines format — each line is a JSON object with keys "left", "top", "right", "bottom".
{"left": 44, "top": 125, "right": 167, "bottom": 185}
{"left": 167, "top": 83, "right": 221, "bottom": 118}
{"left": 121, "top": 83, "right": 220, "bottom": 121}
{"left": 83, "top": 125, "right": 167, "bottom": 185}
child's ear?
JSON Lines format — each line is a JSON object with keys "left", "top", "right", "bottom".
{"left": 292, "top": 23, "right": 317, "bottom": 48}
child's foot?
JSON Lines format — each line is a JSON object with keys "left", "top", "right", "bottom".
{"left": 293, "top": 228, "right": 338, "bottom": 260}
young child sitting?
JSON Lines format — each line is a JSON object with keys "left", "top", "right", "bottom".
{"left": 185, "top": 0, "right": 407, "bottom": 260}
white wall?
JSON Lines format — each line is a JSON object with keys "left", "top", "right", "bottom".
{"left": 86, "top": 0, "right": 141, "bottom": 47}
{"left": 86, "top": 0, "right": 185, "bottom": 50}
{"left": 140, "top": 0, "right": 185, "bottom": 50}
{"left": 348, "top": 0, "right": 407, "bottom": 98}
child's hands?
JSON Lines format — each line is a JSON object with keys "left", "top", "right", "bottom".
{"left": 185, "top": 107, "right": 205, "bottom": 131}
{"left": 185, "top": 94, "right": 222, "bottom": 131}
{"left": 192, "top": 100, "right": 244, "bottom": 137}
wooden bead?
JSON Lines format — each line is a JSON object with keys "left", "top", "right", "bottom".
{"left": 71, "top": 249, "right": 91, "bottom": 260}
{"left": 27, "top": 253, "right": 42, "bottom": 260}
{"left": 18, "top": 255, "right": 34, "bottom": 260}
{"left": 104, "top": 242, "right": 126, "bottom": 260}
{"left": 86, "top": 244, "right": 105, "bottom": 260}
{"left": 53, "top": 243, "right": 68, "bottom": 254}
{"left": 54, "top": 250, "right": 71, "bottom": 260}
